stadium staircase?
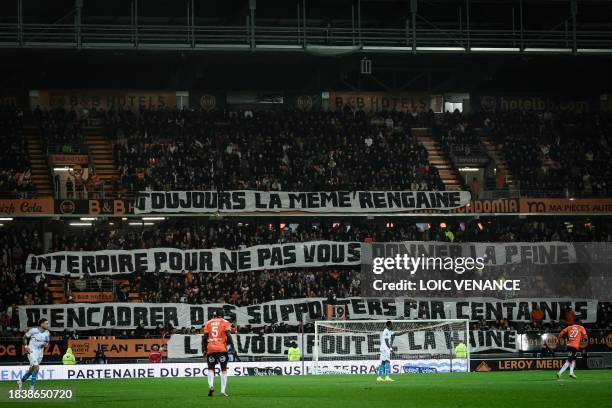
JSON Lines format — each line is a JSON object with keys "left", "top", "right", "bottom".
{"left": 413, "top": 128, "right": 462, "bottom": 190}
{"left": 83, "top": 127, "right": 119, "bottom": 196}
{"left": 478, "top": 131, "right": 516, "bottom": 192}
{"left": 24, "top": 125, "right": 54, "bottom": 196}
{"left": 49, "top": 279, "right": 66, "bottom": 303}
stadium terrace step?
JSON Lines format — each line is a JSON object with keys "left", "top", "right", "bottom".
{"left": 477, "top": 130, "right": 516, "bottom": 191}
{"left": 414, "top": 129, "right": 463, "bottom": 191}
{"left": 24, "top": 131, "right": 53, "bottom": 195}
{"left": 48, "top": 279, "right": 66, "bottom": 304}
{"left": 83, "top": 127, "right": 119, "bottom": 191}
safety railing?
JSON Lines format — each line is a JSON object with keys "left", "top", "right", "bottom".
{"left": 1, "top": 23, "right": 612, "bottom": 53}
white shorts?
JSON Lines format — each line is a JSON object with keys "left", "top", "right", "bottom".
{"left": 379, "top": 348, "right": 391, "bottom": 362}
{"left": 27, "top": 351, "right": 43, "bottom": 366}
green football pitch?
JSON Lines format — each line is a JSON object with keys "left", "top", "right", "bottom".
{"left": 1, "top": 370, "right": 612, "bottom": 408}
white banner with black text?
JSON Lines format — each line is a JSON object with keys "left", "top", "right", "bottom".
{"left": 19, "top": 297, "right": 598, "bottom": 331}
{"left": 25, "top": 241, "right": 576, "bottom": 276}
{"left": 134, "top": 190, "right": 471, "bottom": 214}
{"left": 26, "top": 241, "right": 360, "bottom": 276}
{"left": 168, "top": 330, "right": 518, "bottom": 359}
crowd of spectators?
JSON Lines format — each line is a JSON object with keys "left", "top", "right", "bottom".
{"left": 2, "top": 104, "right": 612, "bottom": 344}
{"left": 47, "top": 217, "right": 612, "bottom": 254}
{"left": 33, "top": 105, "right": 84, "bottom": 150}
{"left": 103, "top": 106, "right": 612, "bottom": 198}
{"left": 105, "top": 106, "right": 445, "bottom": 193}
{"left": 0, "top": 108, "right": 34, "bottom": 197}
{"left": 432, "top": 110, "right": 485, "bottom": 159}
{"left": 1, "top": 217, "right": 611, "bottom": 339}
{"left": 2, "top": 105, "right": 612, "bottom": 198}
{"left": 0, "top": 224, "right": 46, "bottom": 339}
{"left": 481, "top": 110, "right": 612, "bottom": 197}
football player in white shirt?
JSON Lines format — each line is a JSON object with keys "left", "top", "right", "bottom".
{"left": 376, "top": 321, "right": 410, "bottom": 382}
{"left": 17, "top": 318, "right": 50, "bottom": 391}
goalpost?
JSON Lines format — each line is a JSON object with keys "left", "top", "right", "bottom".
{"left": 313, "top": 319, "right": 470, "bottom": 374}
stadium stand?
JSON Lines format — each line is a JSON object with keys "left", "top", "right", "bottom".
{"left": 0, "top": 108, "right": 33, "bottom": 198}
{"left": 482, "top": 111, "right": 612, "bottom": 197}
{"left": 1, "top": 218, "right": 611, "bottom": 340}
{"left": 5, "top": 105, "right": 612, "bottom": 200}
{"left": 111, "top": 107, "right": 445, "bottom": 193}
{"left": 2, "top": 2, "right": 612, "bottom": 406}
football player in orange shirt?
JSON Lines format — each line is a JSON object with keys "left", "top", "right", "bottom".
{"left": 203, "top": 309, "right": 237, "bottom": 397}
{"left": 556, "top": 319, "right": 587, "bottom": 379}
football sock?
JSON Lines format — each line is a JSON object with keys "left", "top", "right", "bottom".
{"left": 569, "top": 361, "right": 575, "bottom": 375}
{"left": 207, "top": 371, "right": 214, "bottom": 388}
{"left": 377, "top": 364, "right": 384, "bottom": 378}
{"left": 29, "top": 371, "right": 37, "bottom": 388}
{"left": 558, "top": 361, "right": 569, "bottom": 375}
{"left": 21, "top": 371, "right": 31, "bottom": 382}
{"left": 220, "top": 372, "right": 227, "bottom": 393}
{"left": 384, "top": 361, "right": 391, "bottom": 377}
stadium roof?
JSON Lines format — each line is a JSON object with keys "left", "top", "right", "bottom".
{"left": 1, "top": 0, "right": 612, "bottom": 55}
{"left": 2, "top": 0, "right": 612, "bottom": 92}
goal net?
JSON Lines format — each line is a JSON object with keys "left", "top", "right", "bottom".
{"left": 313, "top": 319, "right": 470, "bottom": 374}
